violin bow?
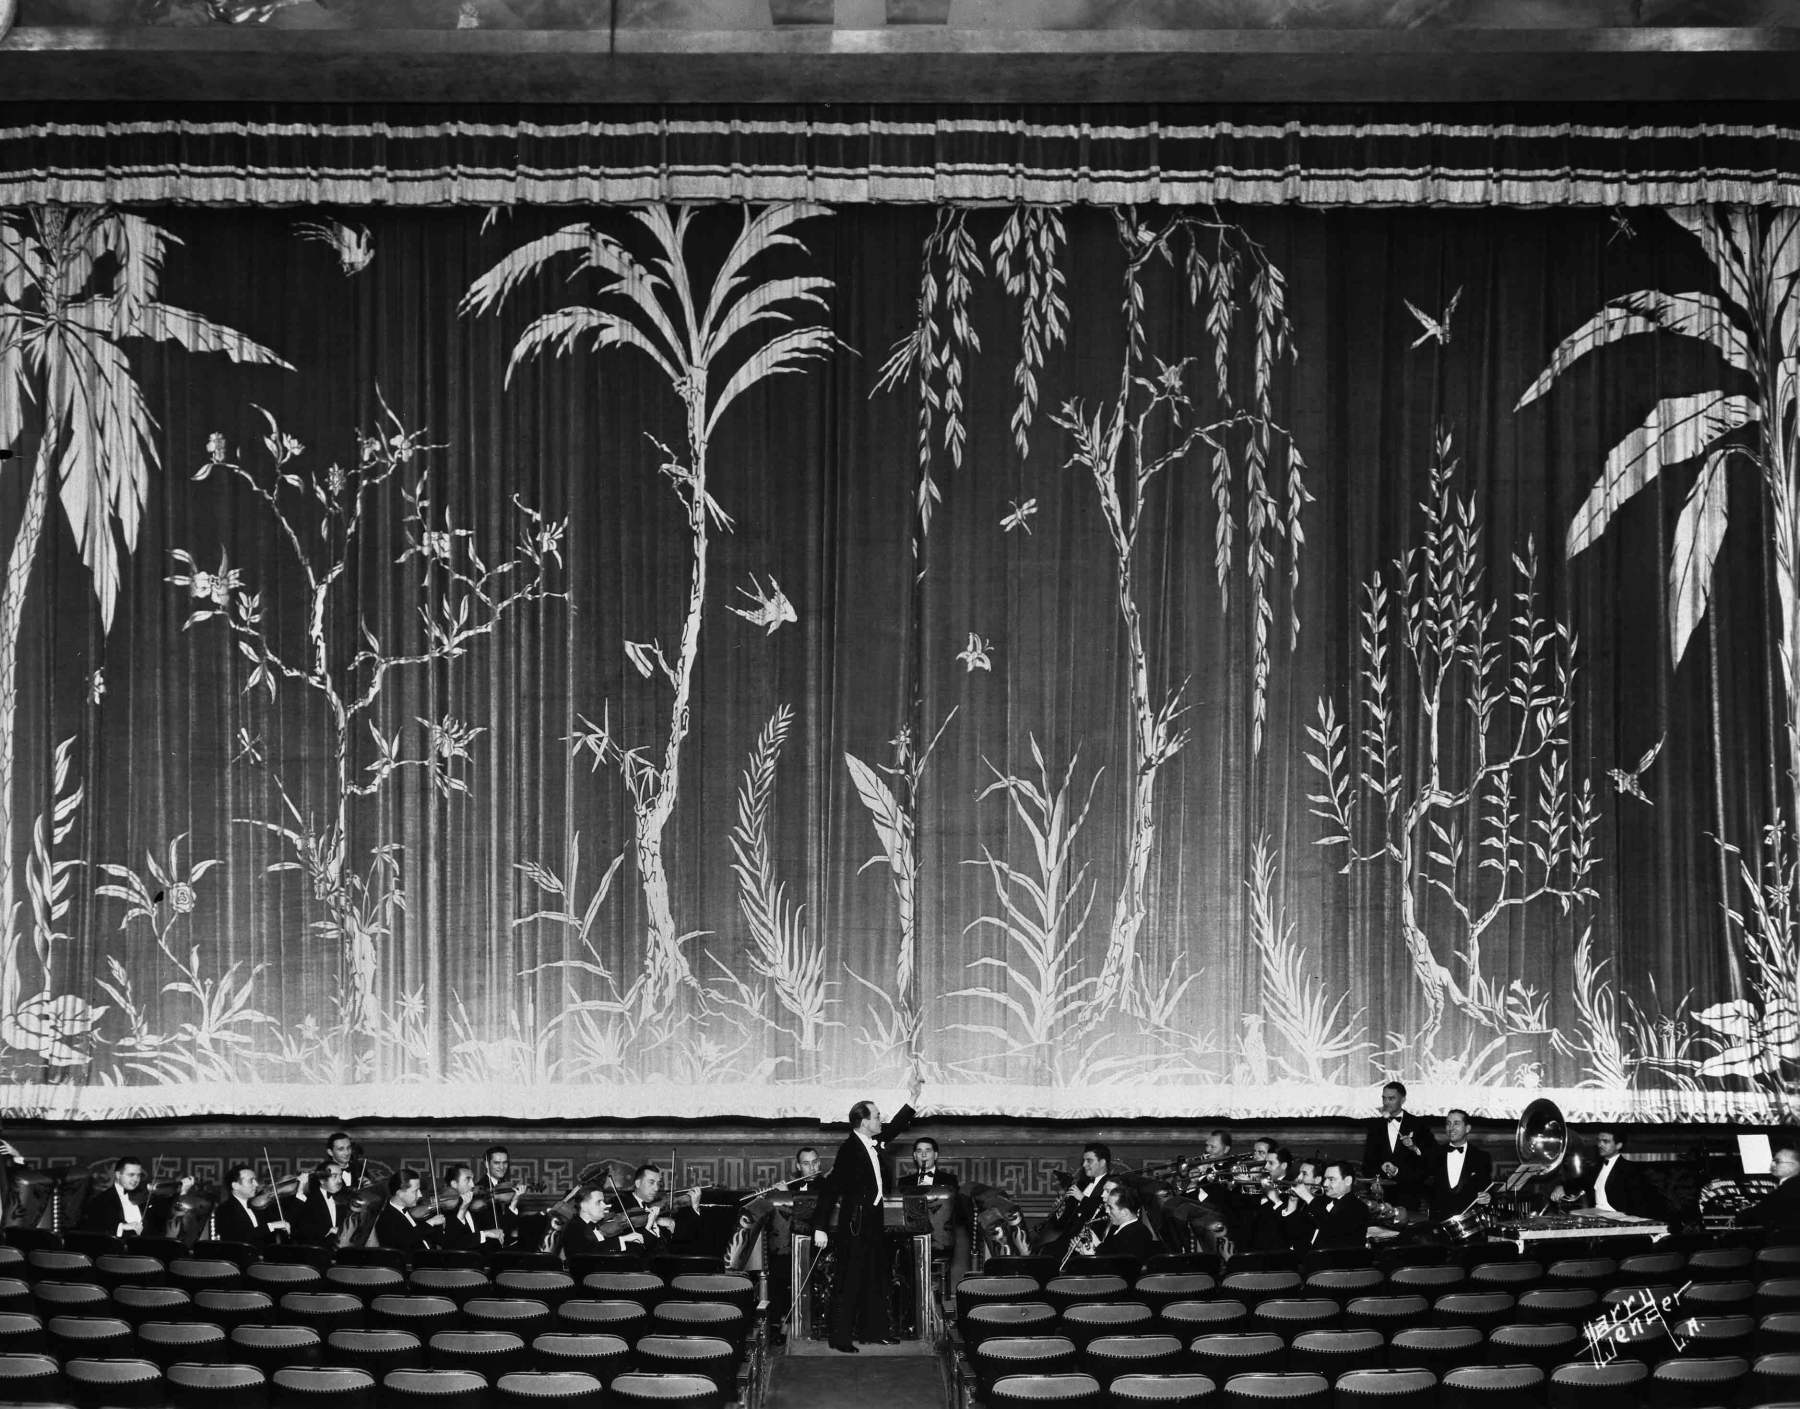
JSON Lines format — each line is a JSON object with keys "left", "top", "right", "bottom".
{"left": 426, "top": 1136, "right": 440, "bottom": 1220}
{"left": 261, "top": 1146, "right": 286, "bottom": 1226}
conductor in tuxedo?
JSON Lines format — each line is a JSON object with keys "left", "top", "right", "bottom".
{"left": 1428, "top": 1109, "right": 1494, "bottom": 1223}
{"left": 1362, "top": 1081, "right": 1433, "bottom": 1209}
{"left": 812, "top": 1096, "right": 915, "bottom": 1352}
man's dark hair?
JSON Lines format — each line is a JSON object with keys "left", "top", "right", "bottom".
{"left": 1271, "top": 1147, "right": 1292, "bottom": 1170}
{"left": 849, "top": 1100, "right": 876, "bottom": 1126}
{"left": 1253, "top": 1136, "right": 1276, "bottom": 1153}
{"left": 1104, "top": 1178, "right": 1142, "bottom": 1215}
{"left": 1083, "top": 1142, "right": 1112, "bottom": 1166}
{"left": 388, "top": 1168, "right": 421, "bottom": 1197}
{"left": 633, "top": 1163, "right": 662, "bottom": 1183}
{"left": 327, "top": 1131, "right": 353, "bottom": 1148}
{"left": 443, "top": 1163, "right": 470, "bottom": 1184}
{"left": 796, "top": 1147, "right": 818, "bottom": 1163}
{"left": 1296, "top": 1158, "right": 1320, "bottom": 1180}
{"left": 1325, "top": 1160, "right": 1357, "bottom": 1182}
{"left": 227, "top": 1163, "right": 256, "bottom": 1186}
{"left": 315, "top": 1159, "right": 344, "bottom": 1180}
{"left": 913, "top": 1137, "right": 938, "bottom": 1154}
{"left": 1596, "top": 1127, "right": 1627, "bottom": 1148}
{"left": 114, "top": 1156, "right": 144, "bottom": 1176}
{"left": 483, "top": 1144, "right": 509, "bottom": 1161}
{"left": 1209, "top": 1129, "right": 1232, "bottom": 1150}
{"left": 1446, "top": 1108, "right": 1471, "bottom": 1124}
{"left": 1383, "top": 1080, "right": 1407, "bottom": 1100}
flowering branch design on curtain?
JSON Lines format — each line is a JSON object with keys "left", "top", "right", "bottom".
{"left": 0, "top": 205, "right": 289, "bottom": 1072}
{"left": 464, "top": 203, "right": 841, "bottom": 1050}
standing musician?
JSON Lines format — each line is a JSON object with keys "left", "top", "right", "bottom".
{"left": 373, "top": 1169, "right": 444, "bottom": 1250}
{"left": 289, "top": 1161, "right": 348, "bottom": 1246}
{"left": 1429, "top": 1109, "right": 1494, "bottom": 1223}
{"left": 561, "top": 1188, "right": 610, "bottom": 1258}
{"left": 1363, "top": 1082, "right": 1432, "bottom": 1210}
{"left": 474, "top": 1145, "right": 522, "bottom": 1245}
{"left": 325, "top": 1132, "right": 371, "bottom": 1189}
{"left": 215, "top": 1164, "right": 292, "bottom": 1248}
{"left": 1092, "top": 1177, "right": 1158, "bottom": 1266}
{"left": 438, "top": 1164, "right": 484, "bottom": 1249}
{"left": 812, "top": 1096, "right": 915, "bottom": 1353}
{"left": 1288, "top": 1160, "right": 1370, "bottom": 1249}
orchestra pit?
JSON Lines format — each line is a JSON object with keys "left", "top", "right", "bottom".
{"left": 3, "top": 2, "right": 1800, "bottom": 1406}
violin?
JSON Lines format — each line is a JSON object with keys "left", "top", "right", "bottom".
{"left": 248, "top": 1173, "right": 303, "bottom": 1210}
{"left": 597, "top": 1203, "right": 674, "bottom": 1240}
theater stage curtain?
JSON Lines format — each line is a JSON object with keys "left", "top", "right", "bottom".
{"left": 0, "top": 194, "right": 1794, "bottom": 1123}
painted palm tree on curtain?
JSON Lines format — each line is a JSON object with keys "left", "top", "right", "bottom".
{"left": 463, "top": 204, "right": 838, "bottom": 1025}
{"left": 0, "top": 206, "right": 289, "bottom": 1064}
{"left": 1517, "top": 207, "right": 1799, "bottom": 1093}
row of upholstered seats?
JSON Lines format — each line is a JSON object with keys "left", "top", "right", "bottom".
{"left": 0, "top": 1357, "right": 730, "bottom": 1408}
{"left": 976, "top": 1360, "right": 1800, "bottom": 1409}
{"left": 967, "top": 1321, "right": 1800, "bottom": 1391}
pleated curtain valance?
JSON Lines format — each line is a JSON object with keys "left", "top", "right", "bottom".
{"left": 5, "top": 101, "right": 1800, "bottom": 208}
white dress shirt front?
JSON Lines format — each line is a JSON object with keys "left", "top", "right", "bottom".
{"left": 855, "top": 1130, "right": 883, "bottom": 1206}
{"left": 1593, "top": 1155, "right": 1620, "bottom": 1212}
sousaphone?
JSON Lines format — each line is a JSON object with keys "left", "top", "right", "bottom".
{"left": 1442, "top": 1096, "right": 1568, "bottom": 1241}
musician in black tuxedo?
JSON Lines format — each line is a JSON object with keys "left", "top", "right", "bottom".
{"left": 788, "top": 1147, "right": 825, "bottom": 1194}
{"left": 1093, "top": 1178, "right": 1159, "bottom": 1267}
{"left": 895, "top": 1137, "right": 958, "bottom": 1194}
{"left": 1428, "top": 1109, "right": 1495, "bottom": 1223}
{"left": 214, "top": 1164, "right": 291, "bottom": 1248}
{"left": 561, "top": 1188, "right": 610, "bottom": 1258}
{"left": 438, "top": 1164, "right": 485, "bottom": 1250}
{"left": 812, "top": 1097, "right": 915, "bottom": 1352}
{"left": 326, "top": 1133, "right": 371, "bottom": 1191}
{"left": 1551, "top": 1128, "right": 1669, "bottom": 1220}
{"left": 289, "top": 1162, "right": 349, "bottom": 1246}
{"left": 372, "top": 1169, "right": 444, "bottom": 1251}
{"left": 474, "top": 1146, "right": 522, "bottom": 1246}
{"left": 1362, "top": 1081, "right": 1433, "bottom": 1209}
{"left": 1743, "top": 1146, "right": 1800, "bottom": 1232}
{"left": 78, "top": 1157, "right": 178, "bottom": 1238}
{"left": 1293, "top": 1161, "right": 1370, "bottom": 1249}
{"left": 602, "top": 1164, "right": 686, "bottom": 1260}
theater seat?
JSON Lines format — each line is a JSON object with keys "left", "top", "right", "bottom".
{"left": 495, "top": 1271, "right": 577, "bottom": 1312}
{"left": 323, "top": 1266, "right": 406, "bottom": 1301}
{"left": 1252, "top": 1297, "right": 1341, "bottom": 1340}
{"left": 381, "top": 1367, "right": 487, "bottom": 1409}
{"left": 269, "top": 1364, "right": 378, "bottom": 1408}
{"left": 1672, "top": 1312, "right": 1754, "bottom": 1361}
{"left": 1386, "top": 1265, "right": 1464, "bottom": 1296}
{"left": 95, "top": 1253, "right": 166, "bottom": 1292}
{"left": 651, "top": 1299, "right": 747, "bottom": 1349}
{"left": 1430, "top": 1292, "right": 1515, "bottom": 1333}
{"left": 62, "top": 1355, "right": 165, "bottom": 1408}
{"left": 1133, "top": 1275, "right": 1216, "bottom": 1314}
{"left": 1331, "top": 1368, "right": 1436, "bottom": 1408}
{"left": 1646, "top": 1353, "right": 1748, "bottom": 1407}
{"left": 578, "top": 1271, "right": 664, "bottom": 1309}
{"left": 989, "top": 1372, "right": 1105, "bottom": 1408}
{"left": 1188, "top": 1333, "right": 1285, "bottom": 1380}
{"left": 1763, "top": 1310, "right": 1800, "bottom": 1354}
{"left": 1160, "top": 1301, "right": 1248, "bottom": 1340}
{"left": 32, "top": 1280, "right": 108, "bottom": 1319}
{"left": 464, "top": 1297, "right": 553, "bottom": 1340}
{"left": 428, "top": 1328, "right": 528, "bottom": 1376}
{"left": 230, "top": 1323, "right": 324, "bottom": 1373}
{"left": 171, "top": 1260, "right": 247, "bottom": 1295}
{"left": 974, "top": 1335, "right": 1081, "bottom": 1394}
{"left": 137, "top": 1319, "right": 229, "bottom": 1367}
{"left": 28, "top": 1250, "right": 98, "bottom": 1285}
{"left": 408, "top": 1269, "right": 492, "bottom": 1306}
{"left": 606, "top": 1371, "right": 723, "bottom": 1408}
{"left": 1684, "top": 1247, "right": 1754, "bottom": 1282}
{"left": 113, "top": 1283, "right": 194, "bottom": 1325}
{"left": 0, "top": 1349, "right": 65, "bottom": 1400}
{"left": 0, "top": 1310, "right": 44, "bottom": 1353}
{"left": 1300, "top": 1269, "right": 1381, "bottom": 1301}
{"left": 246, "top": 1263, "right": 325, "bottom": 1294}
{"left": 529, "top": 1331, "right": 629, "bottom": 1379}
{"left": 1285, "top": 1328, "right": 1381, "bottom": 1377}
{"left": 1344, "top": 1296, "right": 1428, "bottom": 1336}
{"left": 1063, "top": 1302, "right": 1155, "bottom": 1350}
{"left": 556, "top": 1299, "right": 651, "bottom": 1342}
{"left": 1466, "top": 1262, "right": 1542, "bottom": 1296}
{"left": 166, "top": 1360, "right": 272, "bottom": 1409}
{"left": 1105, "top": 1373, "right": 1219, "bottom": 1405}
{"left": 1546, "top": 1358, "right": 1649, "bottom": 1409}
{"left": 632, "top": 1333, "right": 736, "bottom": 1393}
{"left": 984, "top": 1256, "right": 1060, "bottom": 1284}
{"left": 280, "top": 1291, "right": 365, "bottom": 1335}
{"left": 1387, "top": 1326, "right": 1482, "bottom": 1379}
{"left": 1517, "top": 1288, "right": 1598, "bottom": 1325}
{"left": 1484, "top": 1321, "right": 1579, "bottom": 1373}
{"left": 324, "top": 1328, "right": 426, "bottom": 1376}
{"left": 665, "top": 1273, "right": 755, "bottom": 1315}
{"left": 966, "top": 1302, "right": 1060, "bottom": 1346}
{"left": 1213, "top": 1370, "right": 1327, "bottom": 1407}
{"left": 1744, "top": 1350, "right": 1800, "bottom": 1404}
{"left": 1084, "top": 1334, "right": 1184, "bottom": 1383}
{"left": 195, "top": 1288, "right": 277, "bottom": 1333}
{"left": 494, "top": 1369, "right": 605, "bottom": 1409}
{"left": 367, "top": 1294, "right": 459, "bottom": 1338}
{"left": 1543, "top": 1260, "right": 1616, "bottom": 1294}
{"left": 1219, "top": 1273, "right": 1302, "bottom": 1309}
{"left": 1436, "top": 1363, "right": 1544, "bottom": 1408}
{"left": 1047, "top": 1277, "right": 1132, "bottom": 1314}
{"left": 0, "top": 1276, "right": 31, "bottom": 1315}
{"left": 46, "top": 1313, "right": 134, "bottom": 1359}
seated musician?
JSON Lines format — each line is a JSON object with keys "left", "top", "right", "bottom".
{"left": 897, "top": 1137, "right": 957, "bottom": 1192}
{"left": 215, "top": 1163, "right": 291, "bottom": 1248}
{"left": 79, "top": 1156, "right": 186, "bottom": 1238}
{"left": 1093, "top": 1177, "right": 1158, "bottom": 1266}
{"left": 1363, "top": 1081, "right": 1432, "bottom": 1210}
{"left": 1290, "top": 1160, "right": 1369, "bottom": 1248}
{"left": 474, "top": 1145, "right": 522, "bottom": 1245}
{"left": 438, "top": 1164, "right": 485, "bottom": 1249}
{"left": 1741, "top": 1145, "right": 1800, "bottom": 1231}
{"left": 1549, "top": 1127, "right": 1667, "bottom": 1219}
{"left": 1429, "top": 1109, "right": 1494, "bottom": 1223}
{"left": 561, "top": 1187, "right": 610, "bottom": 1258}
{"left": 1246, "top": 1147, "right": 1298, "bottom": 1251}
{"left": 326, "top": 1132, "right": 371, "bottom": 1190}
{"left": 1033, "top": 1144, "right": 1111, "bottom": 1257}
{"left": 374, "top": 1169, "right": 444, "bottom": 1250}
{"left": 289, "top": 1161, "right": 348, "bottom": 1246}
{"left": 604, "top": 1164, "right": 681, "bottom": 1258}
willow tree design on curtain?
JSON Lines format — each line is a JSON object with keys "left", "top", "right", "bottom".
{"left": 1515, "top": 207, "right": 1800, "bottom": 1093}
{"left": 1053, "top": 209, "right": 1306, "bottom": 1028}
{"left": 1306, "top": 432, "right": 1600, "bottom": 1052}
{"left": 0, "top": 206, "right": 289, "bottom": 1061}
{"left": 464, "top": 205, "right": 839, "bottom": 1026}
